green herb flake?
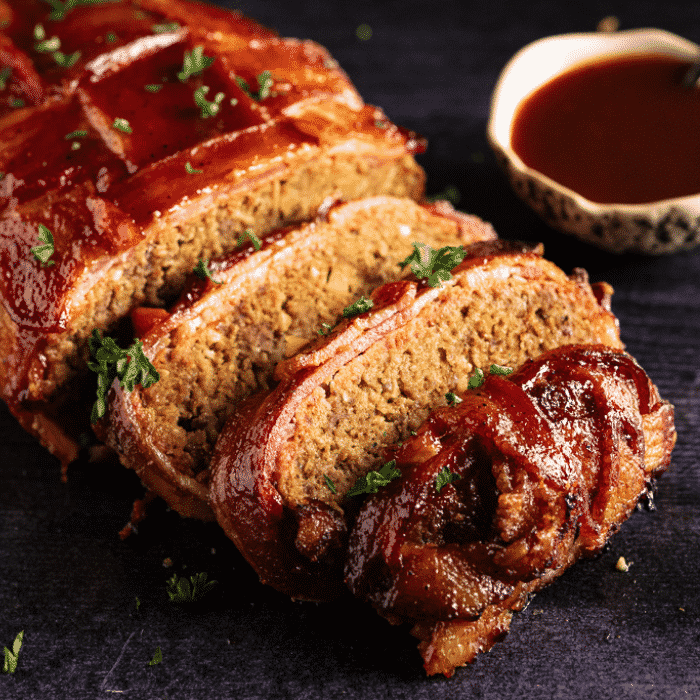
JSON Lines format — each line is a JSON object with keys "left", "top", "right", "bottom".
{"left": 144, "top": 83, "right": 163, "bottom": 92}
{"left": 237, "top": 228, "right": 261, "bottom": 251}
{"left": 43, "top": 0, "right": 111, "bottom": 22}
{"left": 324, "top": 475, "right": 337, "bottom": 494}
{"left": 0, "top": 67, "right": 11, "bottom": 90}
{"left": 489, "top": 363, "right": 513, "bottom": 376}
{"left": 152, "top": 21, "right": 180, "bottom": 34}
{"left": 317, "top": 322, "right": 334, "bottom": 337}
{"left": 147, "top": 646, "right": 162, "bottom": 666}
{"left": 31, "top": 223, "right": 56, "bottom": 267}
{"left": 235, "top": 70, "right": 274, "bottom": 101}
{"left": 70, "top": 141, "right": 81, "bottom": 150}
{"left": 105, "top": 31, "right": 117, "bottom": 43}
{"left": 87, "top": 330, "right": 160, "bottom": 423}
{"left": 64, "top": 129, "right": 88, "bottom": 140}
{"left": 9, "top": 96, "right": 25, "bottom": 109}
{"left": 342, "top": 296, "right": 374, "bottom": 318}
{"left": 35, "top": 36, "right": 61, "bottom": 53}
{"left": 356, "top": 23, "right": 372, "bottom": 41}
{"left": 112, "top": 117, "right": 132, "bottom": 133}
{"left": 177, "top": 45, "right": 215, "bottom": 81}
{"left": 193, "top": 84, "right": 224, "bottom": 118}
{"left": 33, "top": 23, "right": 46, "bottom": 41}
{"left": 348, "top": 460, "right": 401, "bottom": 497}
{"left": 185, "top": 161, "right": 203, "bottom": 174}
{"left": 53, "top": 49, "right": 81, "bottom": 67}
{"left": 398, "top": 242, "right": 466, "bottom": 287}
{"left": 445, "top": 391, "right": 462, "bottom": 407}
{"left": 435, "top": 466, "right": 461, "bottom": 493}
{"left": 166, "top": 572, "right": 217, "bottom": 603}
{"left": 193, "top": 258, "right": 222, "bottom": 284}
{"left": 426, "top": 185, "right": 461, "bottom": 205}
{"left": 2, "top": 630, "right": 23, "bottom": 675}
{"left": 467, "top": 367, "right": 484, "bottom": 389}
{"left": 135, "top": 596, "right": 141, "bottom": 611}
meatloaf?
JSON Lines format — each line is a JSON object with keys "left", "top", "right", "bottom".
{"left": 209, "top": 241, "right": 624, "bottom": 601}
{"left": 345, "top": 344, "right": 676, "bottom": 676}
{"left": 102, "top": 196, "right": 497, "bottom": 521}
{"left": 0, "top": 0, "right": 425, "bottom": 467}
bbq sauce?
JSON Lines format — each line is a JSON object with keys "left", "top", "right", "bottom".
{"left": 511, "top": 54, "right": 700, "bottom": 204}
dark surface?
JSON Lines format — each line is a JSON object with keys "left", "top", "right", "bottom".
{"left": 2, "top": 1, "right": 699, "bottom": 698}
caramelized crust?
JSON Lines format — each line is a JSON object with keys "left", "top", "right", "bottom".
{"left": 103, "top": 196, "right": 496, "bottom": 520}
{"left": 0, "top": 0, "right": 425, "bottom": 464}
{"left": 209, "top": 243, "right": 623, "bottom": 601}
{"left": 345, "top": 345, "right": 675, "bottom": 676}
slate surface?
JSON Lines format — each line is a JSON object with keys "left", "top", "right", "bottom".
{"left": 1, "top": 1, "right": 699, "bottom": 698}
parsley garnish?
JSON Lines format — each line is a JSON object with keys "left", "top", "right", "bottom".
{"left": 177, "top": 45, "right": 215, "bottom": 81}
{"left": 53, "top": 50, "right": 81, "bottom": 67}
{"left": 237, "top": 229, "right": 261, "bottom": 250}
{"left": 193, "top": 258, "right": 222, "bottom": 284}
{"left": 445, "top": 391, "right": 462, "bottom": 406}
{"left": 87, "top": 330, "right": 160, "bottom": 423}
{"left": 64, "top": 129, "right": 87, "bottom": 140}
{"left": 193, "top": 85, "right": 224, "bottom": 118}
{"left": 342, "top": 296, "right": 374, "bottom": 318}
{"left": 348, "top": 460, "right": 401, "bottom": 496}
{"left": 166, "top": 572, "right": 217, "bottom": 603}
{"left": 324, "top": 475, "right": 337, "bottom": 494}
{"left": 144, "top": 83, "right": 163, "bottom": 92}
{"left": 31, "top": 224, "right": 56, "bottom": 267}
{"left": 489, "top": 363, "right": 513, "bottom": 376}
{"left": 467, "top": 367, "right": 484, "bottom": 389}
{"left": 185, "top": 161, "right": 203, "bottom": 174}
{"left": 135, "top": 596, "right": 141, "bottom": 611}
{"left": 0, "top": 67, "right": 11, "bottom": 90}
{"left": 435, "top": 466, "right": 461, "bottom": 492}
{"left": 399, "top": 242, "right": 466, "bottom": 287}
{"left": 152, "top": 21, "right": 180, "bottom": 33}
{"left": 105, "top": 31, "right": 117, "bottom": 43}
{"left": 235, "top": 70, "right": 274, "bottom": 101}
{"left": 112, "top": 117, "right": 132, "bottom": 133}
{"left": 147, "top": 646, "right": 162, "bottom": 666}
{"left": 2, "top": 630, "right": 23, "bottom": 675}
{"left": 317, "top": 322, "right": 334, "bottom": 336}
{"left": 9, "top": 96, "right": 25, "bottom": 108}
{"left": 41, "top": 0, "right": 114, "bottom": 22}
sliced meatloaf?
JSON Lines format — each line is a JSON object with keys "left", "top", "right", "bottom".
{"left": 209, "top": 241, "right": 624, "bottom": 601}
{"left": 0, "top": 0, "right": 425, "bottom": 466}
{"left": 345, "top": 344, "right": 675, "bottom": 677}
{"left": 102, "top": 196, "right": 497, "bottom": 520}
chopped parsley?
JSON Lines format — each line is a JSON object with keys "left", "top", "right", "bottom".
{"left": 42, "top": 0, "right": 115, "bottom": 22}
{"left": 34, "top": 34, "right": 62, "bottom": 54}
{"left": 193, "top": 85, "right": 225, "bottom": 118}
{"left": 435, "top": 466, "right": 461, "bottom": 492}
{"left": 467, "top": 367, "right": 484, "bottom": 389}
{"left": 135, "top": 596, "right": 141, "bottom": 611}
{"left": 0, "top": 67, "right": 11, "bottom": 90}
{"left": 53, "top": 50, "right": 81, "bottom": 67}
{"left": 9, "top": 96, "right": 25, "bottom": 108}
{"left": 235, "top": 70, "right": 274, "bottom": 101}
{"left": 112, "top": 117, "right": 132, "bottom": 133}
{"left": 398, "top": 242, "right": 466, "bottom": 287}
{"left": 348, "top": 460, "right": 401, "bottom": 496}
{"left": 33, "top": 23, "right": 46, "bottom": 41}
{"left": 489, "top": 363, "right": 513, "bottom": 376}
{"left": 64, "top": 129, "right": 87, "bottom": 140}
{"left": 193, "top": 258, "right": 222, "bottom": 284}
{"left": 177, "top": 45, "right": 215, "bottom": 81}
{"left": 166, "top": 572, "right": 217, "bottom": 603}
{"left": 185, "top": 161, "right": 203, "bottom": 174}
{"left": 31, "top": 224, "right": 56, "bottom": 266}
{"left": 152, "top": 21, "right": 181, "bottom": 34}
{"left": 317, "top": 322, "right": 334, "bottom": 336}
{"left": 445, "top": 391, "right": 462, "bottom": 406}
{"left": 342, "top": 296, "right": 374, "bottom": 318}
{"left": 237, "top": 229, "right": 261, "bottom": 250}
{"left": 105, "top": 31, "right": 117, "bottom": 43}
{"left": 147, "top": 646, "right": 162, "bottom": 666}
{"left": 324, "top": 475, "right": 337, "bottom": 494}
{"left": 70, "top": 141, "right": 81, "bottom": 150}
{"left": 144, "top": 83, "right": 163, "bottom": 92}
{"left": 2, "top": 630, "right": 23, "bottom": 675}
{"left": 87, "top": 330, "right": 160, "bottom": 423}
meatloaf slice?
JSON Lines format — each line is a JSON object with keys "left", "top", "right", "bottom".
{"left": 209, "top": 241, "right": 624, "bottom": 601}
{"left": 0, "top": 0, "right": 425, "bottom": 467}
{"left": 345, "top": 344, "right": 675, "bottom": 677}
{"left": 102, "top": 196, "right": 497, "bottom": 520}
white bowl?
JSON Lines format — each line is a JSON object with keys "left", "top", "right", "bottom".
{"left": 487, "top": 28, "right": 700, "bottom": 254}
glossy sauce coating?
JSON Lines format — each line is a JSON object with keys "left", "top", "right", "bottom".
{"left": 511, "top": 54, "right": 700, "bottom": 204}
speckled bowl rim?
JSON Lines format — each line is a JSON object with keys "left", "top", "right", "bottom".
{"left": 487, "top": 28, "right": 700, "bottom": 219}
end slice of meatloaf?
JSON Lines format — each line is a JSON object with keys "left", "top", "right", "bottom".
{"left": 0, "top": 0, "right": 425, "bottom": 467}
{"left": 209, "top": 241, "right": 624, "bottom": 601}
{"left": 101, "top": 195, "right": 497, "bottom": 521}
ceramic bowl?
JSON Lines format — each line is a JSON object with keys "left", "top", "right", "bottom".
{"left": 487, "top": 28, "right": 700, "bottom": 255}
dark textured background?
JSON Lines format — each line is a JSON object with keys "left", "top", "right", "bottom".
{"left": 2, "top": 1, "right": 700, "bottom": 698}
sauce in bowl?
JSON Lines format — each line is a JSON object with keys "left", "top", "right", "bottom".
{"left": 511, "top": 54, "right": 700, "bottom": 204}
